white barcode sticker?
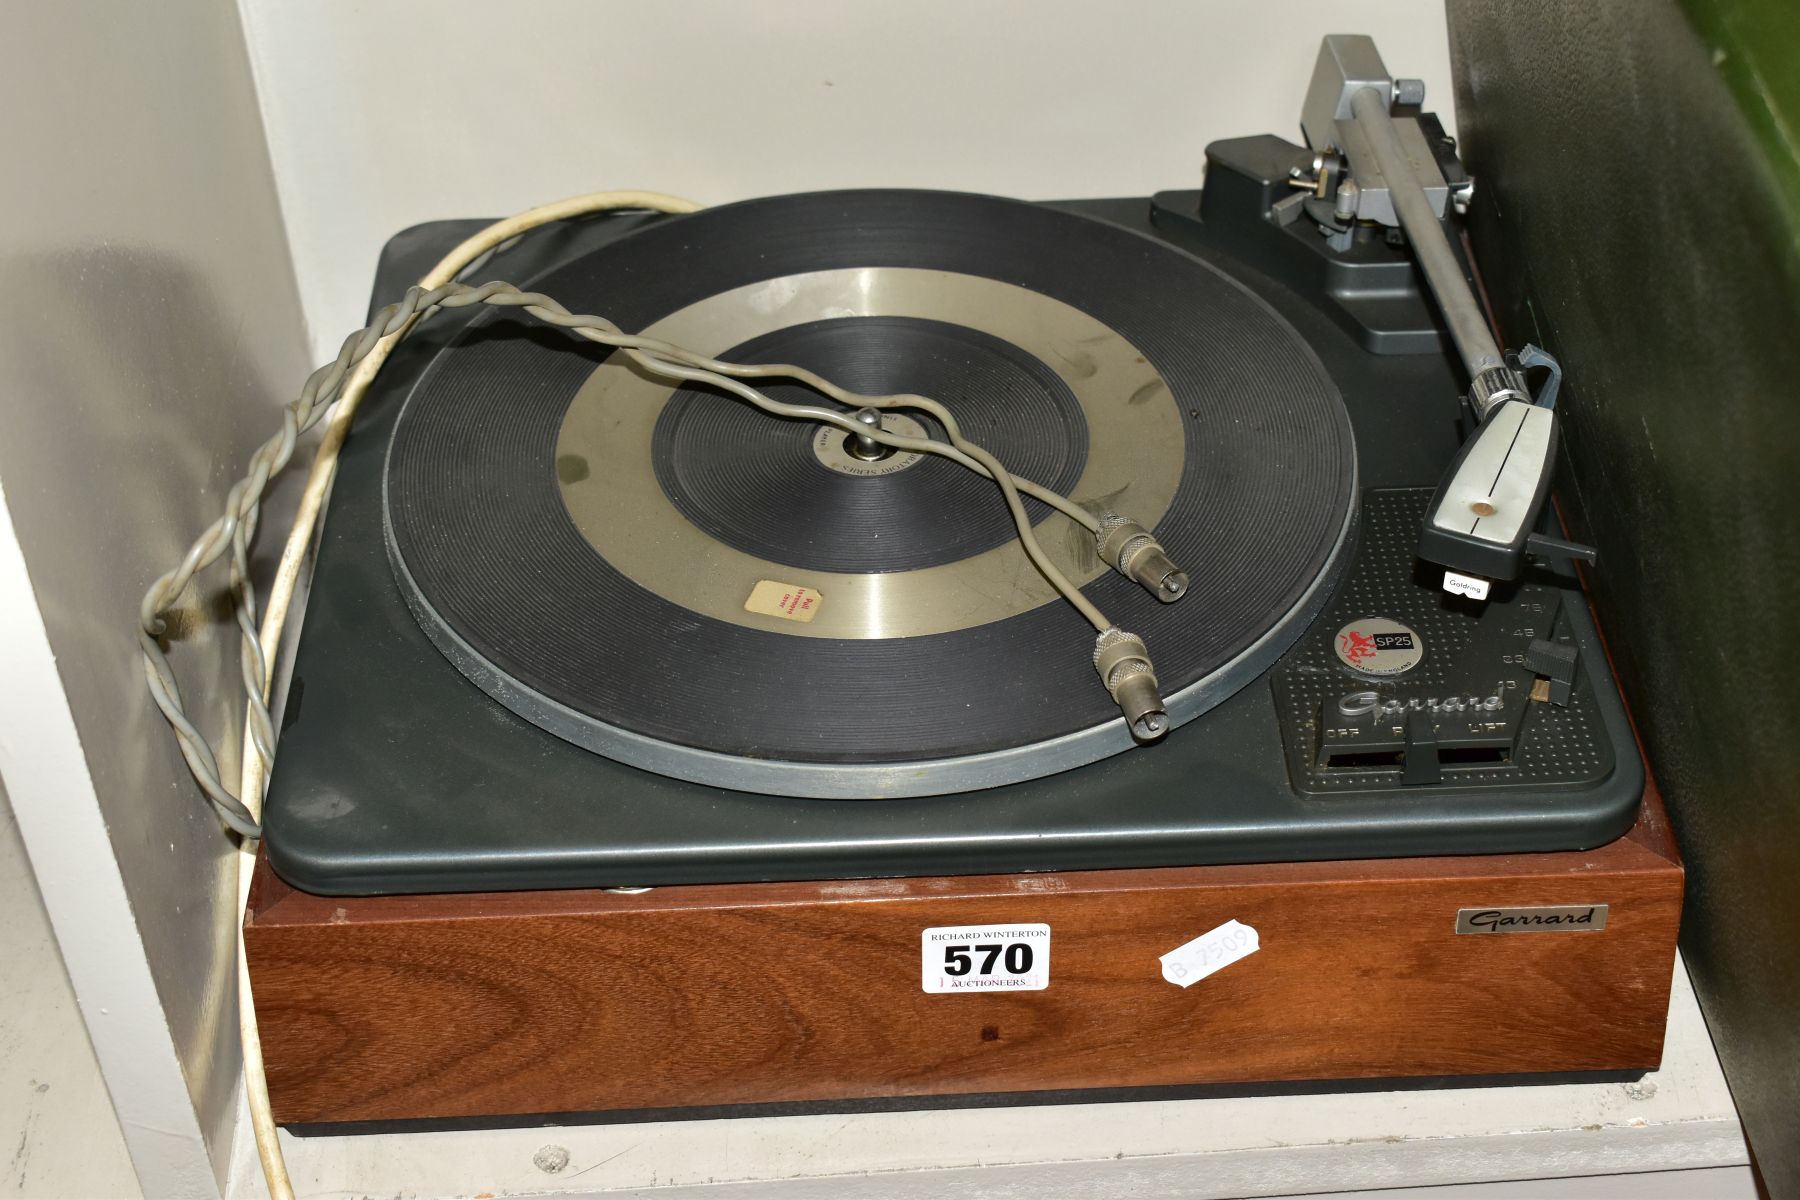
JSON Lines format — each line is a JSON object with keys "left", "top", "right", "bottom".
{"left": 1159, "top": 919, "right": 1259, "bottom": 988}
{"left": 921, "top": 924, "right": 1050, "bottom": 993}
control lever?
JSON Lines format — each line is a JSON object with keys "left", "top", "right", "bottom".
{"left": 1524, "top": 532, "right": 1596, "bottom": 566}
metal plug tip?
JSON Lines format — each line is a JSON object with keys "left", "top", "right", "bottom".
{"left": 1126, "top": 546, "right": 1188, "bottom": 602}
{"left": 1114, "top": 672, "right": 1169, "bottom": 742}
{"left": 1097, "top": 516, "right": 1188, "bottom": 603}
{"left": 1132, "top": 710, "right": 1170, "bottom": 741}
{"left": 1094, "top": 628, "right": 1167, "bottom": 742}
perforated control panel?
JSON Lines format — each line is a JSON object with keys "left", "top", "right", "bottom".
{"left": 1273, "top": 490, "right": 1613, "bottom": 795}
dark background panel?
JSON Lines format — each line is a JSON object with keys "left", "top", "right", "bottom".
{"left": 1447, "top": 0, "right": 1800, "bottom": 1187}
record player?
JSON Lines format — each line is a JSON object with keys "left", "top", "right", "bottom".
{"left": 244, "top": 37, "right": 1681, "bottom": 1127}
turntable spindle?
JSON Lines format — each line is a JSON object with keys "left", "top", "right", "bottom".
{"left": 846, "top": 406, "right": 891, "bottom": 462}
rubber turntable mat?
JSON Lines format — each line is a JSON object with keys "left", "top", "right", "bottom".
{"left": 385, "top": 190, "right": 1356, "bottom": 764}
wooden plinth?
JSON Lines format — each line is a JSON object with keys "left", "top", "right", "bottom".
{"left": 246, "top": 781, "right": 1682, "bottom": 1127}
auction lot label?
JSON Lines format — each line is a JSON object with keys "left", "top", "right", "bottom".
{"left": 920, "top": 924, "right": 1050, "bottom": 993}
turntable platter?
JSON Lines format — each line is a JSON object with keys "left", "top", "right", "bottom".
{"left": 383, "top": 190, "right": 1357, "bottom": 796}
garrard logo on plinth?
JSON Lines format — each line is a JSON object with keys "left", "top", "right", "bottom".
{"left": 1455, "top": 905, "right": 1609, "bottom": 934}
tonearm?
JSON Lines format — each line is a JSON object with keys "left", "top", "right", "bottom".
{"left": 1296, "top": 34, "right": 1595, "bottom": 599}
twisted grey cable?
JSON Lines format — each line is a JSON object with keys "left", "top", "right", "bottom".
{"left": 141, "top": 279, "right": 1119, "bottom": 836}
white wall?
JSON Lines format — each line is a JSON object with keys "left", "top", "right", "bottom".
{"left": 0, "top": 781, "right": 141, "bottom": 1200}
{"left": 0, "top": 2, "right": 311, "bottom": 1194}
{"left": 238, "top": 0, "right": 1455, "bottom": 364}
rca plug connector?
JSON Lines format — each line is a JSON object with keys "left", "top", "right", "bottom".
{"left": 1093, "top": 628, "right": 1169, "bottom": 742}
{"left": 1096, "top": 515, "right": 1188, "bottom": 602}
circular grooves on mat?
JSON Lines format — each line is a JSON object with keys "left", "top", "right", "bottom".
{"left": 650, "top": 316, "right": 1089, "bottom": 574}
{"left": 383, "top": 189, "right": 1357, "bottom": 795}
